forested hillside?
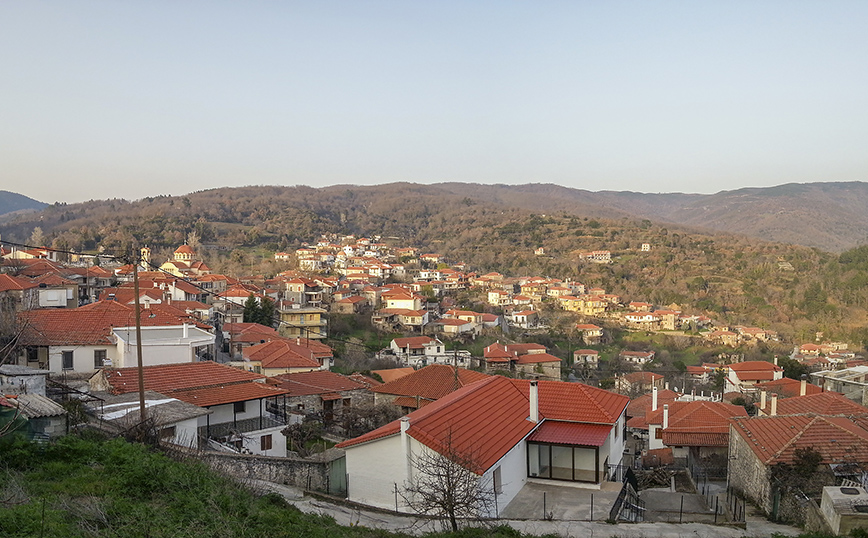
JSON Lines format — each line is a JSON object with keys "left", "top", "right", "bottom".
{"left": 2, "top": 183, "right": 868, "bottom": 346}
{"left": 0, "top": 190, "right": 46, "bottom": 218}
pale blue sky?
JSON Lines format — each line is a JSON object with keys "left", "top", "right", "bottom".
{"left": 2, "top": 1, "right": 867, "bottom": 203}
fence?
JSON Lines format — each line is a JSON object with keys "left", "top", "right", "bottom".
{"left": 609, "top": 467, "right": 645, "bottom": 522}
{"left": 725, "top": 486, "right": 746, "bottom": 523}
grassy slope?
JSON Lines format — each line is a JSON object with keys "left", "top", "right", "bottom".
{"left": 0, "top": 434, "right": 540, "bottom": 538}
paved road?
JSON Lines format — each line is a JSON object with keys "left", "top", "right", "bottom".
{"left": 249, "top": 479, "right": 803, "bottom": 538}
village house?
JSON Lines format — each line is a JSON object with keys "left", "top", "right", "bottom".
{"left": 389, "top": 336, "right": 445, "bottom": 366}
{"left": 91, "top": 361, "right": 290, "bottom": 456}
{"left": 483, "top": 342, "right": 562, "bottom": 380}
{"left": 330, "top": 295, "right": 369, "bottom": 314}
{"left": 371, "top": 364, "right": 489, "bottom": 412}
{"left": 0, "top": 273, "right": 39, "bottom": 311}
{"left": 337, "top": 376, "right": 629, "bottom": 517}
{"left": 278, "top": 303, "right": 328, "bottom": 340}
{"left": 618, "top": 350, "right": 656, "bottom": 368}
{"left": 234, "top": 338, "right": 333, "bottom": 376}
{"left": 646, "top": 400, "right": 747, "bottom": 468}
{"left": 16, "top": 301, "right": 213, "bottom": 374}
{"left": 728, "top": 413, "right": 868, "bottom": 517}
{"left": 724, "top": 361, "right": 784, "bottom": 393}
{"left": 509, "top": 309, "right": 540, "bottom": 329}
{"left": 623, "top": 311, "right": 661, "bottom": 331}
{"left": 271, "top": 370, "right": 371, "bottom": 422}
{"left": 575, "top": 323, "right": 603, "bottom": 345}
{"left": 573, "top": 349, "right": 599, "bottom": 368}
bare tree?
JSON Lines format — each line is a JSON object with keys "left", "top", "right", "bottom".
{"left": 400, "top": 433, "right": 495, "bottom": 532}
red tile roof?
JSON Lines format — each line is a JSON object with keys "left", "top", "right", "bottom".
{"left": 730, "top": 414, "right": 868, "bottom": 465}
{"left": 19, "top": 301, "right": 204, "bottom": 346}
{"left": 372, "top": 364, "right": 489, "bottom": 402}
{"left": 339, "top": 376, "right": 628, "bottom": 474}
{"left": 338, "top": 376, "right": 535, "bottom": 473}
{"left": 103, "top": 361, "right": 265, "bottom": 395}
{"left": 626, "top": 389, "right": 680, "bottom": 418}
{"left": 663, "top": 432, "right": 729, "bottom": 447}
{"left": 172, "top": 381, "right": 288, "bottom": 407}
{"left": 515, "top": 352, "right": 561, "bottom": 365}
{"left": 511, "top": 379, "right": 629, "bottom": 424}
{"left": 623, "top": 372, "right": 663, "bottom": 383}
{"left": 371, "top": 368, "right": 415, "bottom": 384}
{"left": 272, "top": 370, "right": 366, "bottom": 397}
{"left": 0, "top": 274, "right": 38, "bottom": 292}
{"left": 243, "top": 340, "right": 321, "bottom": 370}
{"left": 528, "top": 421, "right": 611, "bottom": 446}
{"left": 772, "top": 391, "right": 868, "bottom": 416}
{"left": 754, "top": 378, "right": 824, "bottom": 398}
{"left": 392, "top": 336, "right": 439, "bottom": 349}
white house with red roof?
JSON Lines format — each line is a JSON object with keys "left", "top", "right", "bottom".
{"left": 17, "top": 301, "right": 214, "bottom": 373}
{"left": 389, "top": 336, "right": 445, "bottom": 366}
{"left": 91, "top": 361, "right": 289, "bottom": 456}
{"left": 724, "top": 361, "right": 784, "bottom": 393}
{"left": 336, "top": 376, "right": 629, "bottom": 516}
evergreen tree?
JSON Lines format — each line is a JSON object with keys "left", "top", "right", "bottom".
{"left": 242, "top": 294, "right": 258, "bottom": 323}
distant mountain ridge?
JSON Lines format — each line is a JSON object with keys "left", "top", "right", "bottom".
{"left": 0, "top": 190, "right": 47, "bottom": 218}
{"left": 434, "top": 181, "right": 868, "bottom": 252}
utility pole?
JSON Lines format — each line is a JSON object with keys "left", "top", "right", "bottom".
{"left": 133, "top": 251, "right": 147, "bottom": 422}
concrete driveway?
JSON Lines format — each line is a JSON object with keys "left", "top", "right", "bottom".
{"left": 500, "top": 480, "right": 624, "bottom": 521}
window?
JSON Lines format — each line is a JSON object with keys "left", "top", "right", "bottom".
{"left": 234, "top": 401, "right": 246, "bottom": 414}
{"left": 160, "top": 426, "right": 176, "bottom": 439}
{"left": 261, "top": 434, "right": 272, "bottom": 451}
{"left": 94, "top": 349, "right": 107, "bottom": 368}
{"left": 655, "top": 427, "right": 663, "bottom": 440}
{"left": 27, "top": 347, "right": 38, "bottom": 362}
{"left": 62, "top": 351, "right": 73, "bottom": 370}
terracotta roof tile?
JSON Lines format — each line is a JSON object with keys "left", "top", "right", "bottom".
{"left": 172, "top": 382, "right": 288, "bottom": 407}
{"left": 371, "top": 364, "right": 489, "bottom": 401}
{"left": 103, "top": 361, "right": 265, "bottom": 395}
{"left": 272, "top": 371, "right": 366, "bottom": 397}
{"left": 528, "top": 422, "right": 611, "bottom": 446}
{"left": 730, "top": 414, "right": 868, "bottom": 465}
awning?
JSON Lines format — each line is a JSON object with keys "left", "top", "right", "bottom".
{"left": 528, "top": 421, "right": 612, "bottom": 447}
{"left": 320, "top": 392, "right": 342, "bottom": 401}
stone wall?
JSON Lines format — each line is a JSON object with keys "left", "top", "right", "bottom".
{"left": 201, "top": 448, "right": 346, "bottom": 495}
{"left": 727, "top": 426, "right": 773, "bottom": 512}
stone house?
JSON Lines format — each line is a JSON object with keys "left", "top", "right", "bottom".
{"left": 271, "top": 370, "right": 372, "bottom": 422}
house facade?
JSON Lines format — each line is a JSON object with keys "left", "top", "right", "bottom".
{"left": 337, "top": 376, "right": 629, "bottom": 516}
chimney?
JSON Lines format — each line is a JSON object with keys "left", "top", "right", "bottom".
{"left": 760, "top": 390, "right": 767, "bottom": 410}
{"left": 770, "top": 393, "right": 778, "bottom": 416}
{"left": 665, "top": 381, "right": 670, "bottom": 390}
{"left": 800, "top": 375, "right": 807, "bottom": 397}
{"left": 182, "top": 323, "right": 189, "bottom": 338}
{"left": 774, "top": 356, "right": 778, "bottom": 366}
{"left": 663, "top": 404, "right": 669, "bottom": 429}
{"left": 652, "top": 386, "right": 658, "bottom": 411}
{"left": 529, "top": 380, "right": 539, "bottom": 423}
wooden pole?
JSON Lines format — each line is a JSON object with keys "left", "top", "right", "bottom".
{"left": 133, "top": 255, "right": 147, "bottom": 421}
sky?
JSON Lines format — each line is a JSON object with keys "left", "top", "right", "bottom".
{"left": 2, "top": 1, "right": 867, "bottom": 204}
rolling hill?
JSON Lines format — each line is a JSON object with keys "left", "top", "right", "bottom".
{"left": 0, "top": 190, "right": 46, "bottom": 218}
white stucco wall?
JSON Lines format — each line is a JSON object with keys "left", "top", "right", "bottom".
{"left": 49, "top": 345, "right": 118, "bottom": 374}
{"left": 345, "top": 434, "right": 407, "bottom": 510}
{"left": 481, "top": 438, "right": 528, "bottom": 518}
